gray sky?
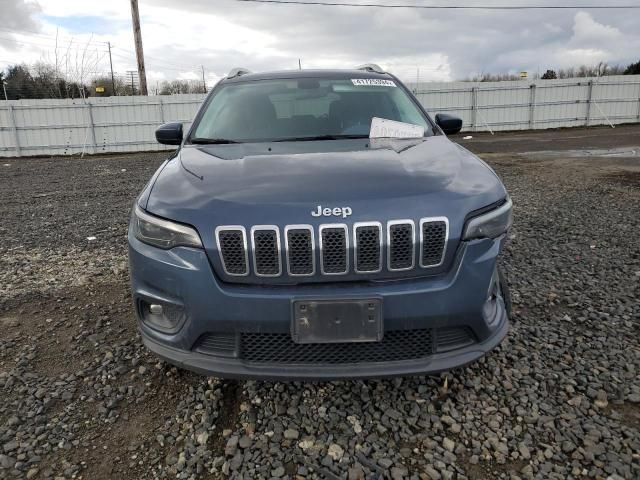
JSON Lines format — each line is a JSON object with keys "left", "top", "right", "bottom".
{"left": 1, "top": 0, "right": 639, "bottom": 84}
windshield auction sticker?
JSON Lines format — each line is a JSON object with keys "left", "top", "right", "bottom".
{"left": 369, "top": 117, "right": 425, "bottom": 139}
{"left": 351, "top": 79, "right": 396, "bottom": 87}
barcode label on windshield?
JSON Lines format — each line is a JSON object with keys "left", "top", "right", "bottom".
{"left": 351, "top": 79, "right": 396, "bottom": 87}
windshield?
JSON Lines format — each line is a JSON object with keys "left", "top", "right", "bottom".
{"left": 189, "top": 77, "right": 432, "bottom": 143}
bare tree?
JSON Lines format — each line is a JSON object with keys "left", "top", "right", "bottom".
{"left": 159, "top": 79, "right": 206, "bottom": 95}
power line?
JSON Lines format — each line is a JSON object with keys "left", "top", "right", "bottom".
{"left": 0, "top": 34, "right": 108, "bottom": 52}
{"left": 234, "top": 0, "right": 640, "bottom": 9}
{"left": 0, "top": 26, "right": 109, "bottom": 46}
{"left": 110, "top": 51, "right": 198, "bottom": 73}
{"left": 110, "top": 46, "right": 199, "bottom": 71}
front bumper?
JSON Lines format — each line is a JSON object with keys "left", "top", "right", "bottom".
{"left": 128, "top": 233, "right": 509, "bottom": 380}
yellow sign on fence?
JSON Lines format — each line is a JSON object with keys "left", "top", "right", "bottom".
{"left": 95, "top": 86, "right": 105, "bottom": 93}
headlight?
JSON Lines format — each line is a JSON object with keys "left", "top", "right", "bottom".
{"left": 463, "top": 198, "right": 513, "bottom": 240}
{"left": 132, "top": 205, "right": 202, "bottom": 249}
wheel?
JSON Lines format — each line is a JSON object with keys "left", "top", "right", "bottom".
{"left": 497, "top": 264, "right": 512, "bottom": 319}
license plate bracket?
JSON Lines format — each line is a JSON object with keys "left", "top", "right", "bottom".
{"left": 291, "top": 298, "right": 383, "bottom": 344}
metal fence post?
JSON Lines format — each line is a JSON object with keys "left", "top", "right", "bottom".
{"left": 529, "top": 84, "right": 536, "bottom": 130}
{"left": 7, "top": 105, "right": 21, "bottom": 157}
{"left": 585, "top": 80, "right": 593, "bottom": 126}
{"left": 87, "top": 102, "right": 98, "bottom": 154}
{"left": 637, "top": 83, "right": 640, "bottom": 122}
{"left": 471, "top": 87, "right": 478, "bottom": 132}
{"left": 158, "top": 97, "right": 165, "bottom": 123}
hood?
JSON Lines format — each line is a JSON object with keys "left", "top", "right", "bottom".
{"left": 146, "top": 136, "right": 505, "bottom": 226}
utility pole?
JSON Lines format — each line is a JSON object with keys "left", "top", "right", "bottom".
{"left": 130, "top": 0, "right": 148, "bottom": 95}
{"left": 298, "top": 59, "right": 302, "bottom": 70}
{"left": 2, "top": 81, "right": 7, "bottom": 101}
{"left": 107, "top": 41, "right": 117, "bottom": 96}
{"left": 201, "top": 65, "right": 207, "bottom": 93}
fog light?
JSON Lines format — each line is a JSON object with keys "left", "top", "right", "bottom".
{"left": 149, "top": 304, "right": 163, "bottom": 315}
{"left": 138, "top": 299, "right": 185, "bottom": 333}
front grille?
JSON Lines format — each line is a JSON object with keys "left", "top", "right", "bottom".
{"left": 320, "top": 226, "right": 348, "bottom": 274}
{"left": 355, "top": 223, "right": 382, "bottom": 273}
{"left": 216, "top": 227, "right": 248, "bottom": 276}
{"left": 388, "top": 222, "right": 415, "bottom": 270}
{"left": 241, "top": 329, "right": 433, "bottom": 364}
{"left": 251, "top": 227, "right": 281, "bottom": 276}
{"left": 215, "top": 217, "right": 448, "bottom": 280}
{"left": 286, "top": 227, "right": 314, "bottom": 275}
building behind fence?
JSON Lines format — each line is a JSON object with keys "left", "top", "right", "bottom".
{"left": 1, "top": 75, "right": 639, "bottom": 157}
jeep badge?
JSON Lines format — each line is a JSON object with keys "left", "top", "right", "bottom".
{"left": 311, "top": 205, "right": 353, "bottom": 219}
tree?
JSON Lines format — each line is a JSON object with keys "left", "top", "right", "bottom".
{"left": 158, "top": 79, "right": 206, "bottom": 95}
{"left": 4, "top": 64, "right": 35, "bottom": 99}
{"left": 541, "top": 69, "right": 557, "bottom": 80}
{"left": 0, "top": 70, "right": 6, "bottom": 100}
{"left": 624, "top": 60, "right": 640, "bottom": 75}
{"left": 467, "top": 73, "right": 522, "bottom": 82}
{"left": 1, "top": 62, "right": 90, "bottom": 100}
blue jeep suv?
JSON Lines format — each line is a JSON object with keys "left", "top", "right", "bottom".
{"left": 128, "top": 65, "right": 513, "bottom": 380}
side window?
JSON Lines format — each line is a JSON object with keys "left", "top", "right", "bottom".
{"left": 193, "top": 89, "right": 231, "bottom": 138}
{"left": 390, "top": 89, "right": 429, "bottom": 128}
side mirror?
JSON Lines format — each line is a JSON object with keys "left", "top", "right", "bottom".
{"left": 435, "top": 113, "right": 463, "bottom": 135}
{"left": 155, "top": 122, "right": 183, "bottom": 145}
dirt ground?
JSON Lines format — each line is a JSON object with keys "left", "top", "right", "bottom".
{"left": 0, "top": 124, "right": 638, "bottom": 480}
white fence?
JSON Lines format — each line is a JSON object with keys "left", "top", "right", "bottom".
{"left": 411, "top": 75, "right": 640, "bottom": 132}
{"left": 1, "top": 75, "right": 639, "bottom": 157}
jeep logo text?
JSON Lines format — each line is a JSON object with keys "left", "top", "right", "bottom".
{"left": 311, "top": 205, "right": 353, "bottom": 219}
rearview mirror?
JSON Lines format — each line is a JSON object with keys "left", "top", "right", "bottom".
{"left": 155, "top": 122, "right": 183, "bottom": 145}
{"left": 435, "top": 114, "right": 463, "bottom": 135}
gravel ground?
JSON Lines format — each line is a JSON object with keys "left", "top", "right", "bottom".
{"left": 0, "top": 126, "right": 639, "bottom": 480}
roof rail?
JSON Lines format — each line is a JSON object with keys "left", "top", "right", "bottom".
{"left": 227, "top": 67, "right": 252, "bottom": 79}
{"left": 355, "top": 63, "right": 385, "bottom": 74}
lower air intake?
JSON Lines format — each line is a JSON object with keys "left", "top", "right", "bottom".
{"left": 240, "top": 329, "right": 433, "bottom": 364}
{"left": 436, "top": 327, "right": 475, "bottom": 352}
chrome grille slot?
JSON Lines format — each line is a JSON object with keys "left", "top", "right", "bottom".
{"left": 387, "top": 221, "right": 415, "bottom": 271}
{"left": 251, "top": 226, "right": 281, "bottom": 276}
{"left": 319, "top": 225, "right": 348, "bottom": 275}
{"left": 420, "top": 218, "right": 448, "bottom": 267}
{"left": 285, "top": 226, "right": 314, "bottom": 276}
{"left": 354, "top": 222, "right": 382, "bottom": 273}
{"left": 216, "top": 227, "right": 248, "bottom": 276}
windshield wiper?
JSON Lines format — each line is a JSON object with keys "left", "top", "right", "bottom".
{"left": 274, "top": 134, "right": 369, "bottom": 142}
{"left": 190, "top": 137, "right": 241, "bottom": 144}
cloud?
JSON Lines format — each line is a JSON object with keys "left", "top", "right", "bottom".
{"left": 1, "top": 0, "right": 41, "bottom": 31}
{"left": 1, "top": 0, "right": 639, "bottom": 84}
{"left": 571, "top": 11, "right": 622, "bottom": 45}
